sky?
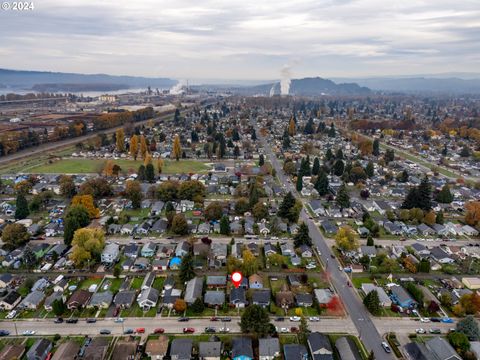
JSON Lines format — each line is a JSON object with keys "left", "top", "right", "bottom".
{"left": 0, "top": 0, "right": 479, "bottom": 82}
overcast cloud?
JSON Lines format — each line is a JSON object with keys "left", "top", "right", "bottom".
{"left": 0, "top": 0, "right": 479, "bottom": 81}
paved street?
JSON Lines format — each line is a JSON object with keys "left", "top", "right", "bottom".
{"left": 0, "top": 317, "right": 357, "bottom": 336}
{"left": 254, "top": 122, "right": 395, "bottom": 359}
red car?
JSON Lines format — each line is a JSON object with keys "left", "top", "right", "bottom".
{"left": 290, "top": 327, "right": 299, "bottom": 333}
{"left": 153, "top": 328, "right": 165, "bottom": 334}
{"left": 135, "top": 328, "right": 145, "bottom": 334}
{"left": 210, "top": 317, "right": 219, "bottom": 321}
{"left": 183, "top": 327, "right": 195, "bottom": 334}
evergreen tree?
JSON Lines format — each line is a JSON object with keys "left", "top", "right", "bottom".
{"left": 333, "top": 160, "right": 345, "bottom": 176}
{"left": 293, "top": 222, "right": 312, "bottom": 247}
{"left": 259, "top": 154, "right": 265, "bottom": 166}
{"left": 282, "top": 128, "right": 290, "bottom": 149}
{"left": 372, "top": 139, "right": 380, "bottom": 156}
{"left": 299, "top": 156, "right": 311, "bottom": 176}
{"left": 145, "top": 164, "right": 155, "bottom": 183}
{"left": 384, "top": 149, "right": 395, "bottom": 163}
{"left": 336, "top": 183, "right": 350, "bottom": 209}
{"left": 366, "top": 235, "right": 374, "bottom": 246}
{"left": 312, "top": 157, "right": 320, "bottom": 176}
{"left": 365, "top": 161, "right": 374, "bottom": 178}
{"left": 220, "top": 215, "right": 230, "bottom": 235}
{"left": 179, "top": 252, "right": 195, "bottom": 283}
{"left": 436, "top": 211, "right": 444, "bottom": 224}
{"left": 314, "top": 171, "right": 329, "bottom": 196}
{"left": 418, "top": 259, "right": 431, "bottom": 273}
{"left": 460, "top": 146, "right": 471, "bottom": 157}
{"left": 328, "top": 123, "right": 336, "bottom": 137}
{"left": 296, "top": 174, "right": 303, "bottom": 192}
{"left": 336, "top": 149, "right": 344, "bottom": 160}
{"left": 240, "top": 305, "right": 273, "bottom": 336}
{"left": 436, "top": 184, "right": 453, "bottom": 203}
{"left": 23, "top": 245, "right": 37, "bottom": 269}
{"left": 15, "top": 193, "right": 29, "bottom": 220}
{"left": 397, "top": 170, "right": 409, "bottom": 183}
{"left": 363, "top": 290, "right": 381, "bottom": 315}
{"left": 190, "top": 298, "right": 205, "bottom": 314}
{"left": 298, "top": 316, "right": 310, "bottom": 345}
{"left": 303, "top": 118, "right": 314, "bottom": 134}
{"left": 402, "top": 187, "right": 419, "bottom": 209}
{"left": 137, "top": 165, "right": 146, "bottom": 181}
{"left": 325, "top": 148, "right": 334, "bottom": 161}
{"left": 418, "top": 176, "right": 432, "bottom": 211}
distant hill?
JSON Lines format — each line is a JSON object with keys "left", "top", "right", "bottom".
{"left": 0, "top": 68, "right": 177, "bottom": 92}
{"left": 332, "top": 76, "right": 480, "bottom": 94}
{"left": 217, "top": 76, "right": 371, "bottom": 96}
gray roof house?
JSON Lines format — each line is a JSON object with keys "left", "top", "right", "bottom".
{"left": 204, "top": 291, "right": 225, "bottom": 307}
{"left": 114, "top": 290, "right": 136, "bottom": 308}
{"left": 307, "top": 332, "right": 334, "bottom": 360}
{"left": 335, "top": 337, "right": 361, "bottom": 360}
{"left": 232, "top": 338, "right": 253, "bottom": 360}
{"left": 19, "top": 290, "right": 45, "bottom": 310}
{"left": 199, "top": 341, "right": 222, "bottom": 360}
{"left": 88, "top": 291, "right": 113, "bottom": 309}
{"left": 101, "top": 243, "right": 120, "bottom": 264}
{"left": 230, "top": 287, "right": 247, "bottom": 308}
{"left": 44, "top": 291, "right": 63, "bottom": 312}
{"left": 284, "top": 344, "right": 309, "bottom": 360}
{"left": 137, "top": 287, "right": 159, "bottom": 310}
{"left": 184, "top": 277, "right": 204, "bottom": 305}
{"left": 259, "top": 338, "right": 280, "bottom": 360}
{"left": 425, "top": 337, "right": 461, "bottom": 360}
{"left": 170, "top": 339, "right": 193, "bottom": 360}
{"left": 252, "top": 289, "right": 271, "bottom": 307}
{"left": 26, "top": 338, "right": 52, "bottom": 360}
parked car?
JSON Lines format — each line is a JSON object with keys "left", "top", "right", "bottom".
{"left": 124, "top": 329, "right": 134, "bottom": 335}
{"left": 290, "top": 327, "right": 299, "bottom": 333}
{"left": 135, "top": 328, "right": 145, "bottom": 334}
{"left": 6, "top": 310, "right": 17, "bottom": 319}
{"left": 114, "top": 318, "right": 124, "bottom": 323}
{"left": 420, "top": 317, "right": 431, "bottom": 323}
{"left": 153, "top": 328, "right": 165, "bottom": 334}
{"left": 100, "top": 329, "right": 111, "bottom": 335}
{"left": 205, "top": 327, "right": 216, "bottom": 333}
{"left": 22, "top": 330, "right": 35, "bottom": 336}
{"left": 86, "top": 318, "right": 97, "bottom": 323}
{"left": 430, "top": 318, "right": 441, "bottom": 322}
{"left": 381, "top": 342, "right": 391, "bottom": 353}
{"left": 275, "top": 317, "right": 285, "bottom": 322}
{"left": 429, "top": 328, "right": 441, "bottom": 334}
{"left": 66, "top": 318, "right": 78, "bottom": 324}
{"left": 0, "top": 330, "right": 9, "bottom": 337}
{"left": 54, "top": 318, "right": 64, "bottom": 324}
{"left": 441, "top": 318, "right": 454, "bottom": 323}
{"left": 290, "top": 316, "right": 301, "bottom": 322}
{"left": 416, "top": 328, "right": 426, "bottom": 334}
{"left": 178, "top": 317, "right": 189, "bottom": 322}
{"left": 183, "top": 328, "right": 195, "bottom": 334}
{"left": 210, "top": 317, "right": 219, "bottom": 321}
{"left": 280, "top": 327, "right": 289, "bottom": 333}
{"left": 219, "top": 327, "right": 230, "bottom": 333}
{"left": 309, "top": 317, "right": 320, "bottom": 322}
{"left": 221, "top": 317, "right": 231, "bottom": 322}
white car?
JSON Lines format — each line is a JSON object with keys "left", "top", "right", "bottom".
{"left": 114, "top": 317, "right": 124, "bottom": 323}
{"left": 309, "top": 317, "right": 320, "bottom": 322}
{"left": 290, "top": 316, "right": 301, "bottom": 322}
{"left": 306, "top": 263, "right": 317, "bottom": 269}
{"left": 420, "top": 318, "right": 430, "bottom": 323}
{"left": 22, "top": 330, "right": 36, "bottom": 336}
{"left": 416, "top": 328, "right": 426, "bottom": 334}
{"left": 219, "top": 327, "right": 230, "bottom": 333}
{"left": 6, "top": 310, "right": 17, "bottom": 319}
{"left": 280, "top": 327, "right": 289, "bottom": 333}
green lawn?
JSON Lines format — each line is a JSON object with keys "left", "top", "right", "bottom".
{"left": 130, "top": 277, "right": 144, "bottom": 290}
{"left": 26, "top": 158, "right": 210, "bottom": 174}
{"left": 79, "top": 278, "right": 102, "bottom": 290}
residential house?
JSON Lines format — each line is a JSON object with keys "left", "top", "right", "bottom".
{"left": 83, "top": 338, "right": 109, "bottom": 360}
{"left": 184, "top": 277, "right": 204, "bottom": 305}
{"left": 296, "top": 293, "right": 313, "bottom": 307}
{"left": 141, "top": 242, "right": 156, "bottom": 257}
{"left": 426, "top": 337, "right": 461, "bottom": 360}
{"left": 137, "top": 287, "right": 159, "bottom": 310}
{"left": 211, "top": 243, "right": 227, "bottom": 262}
{"left": 88, "top": 291, "right": 113, "bottom": 309}
{"left": 0, "top": 273, "right": 13, "bottom": 288}
{"left": 19, "top": 290, "right": 45, "bottom": 310}
{"left": 307, "top": 332, "right": 334, "bottom": 360}
{"left": 145, "top": 336, "right": 169, "bottom": 360}
{"left": 230, "top": 287, "right": 247, "bottom": 308}
{"left": 206, "top": 276, "right": 226, "bottom": 289}
{"left": 44, "top": 291, "right": 63, "bottom": 312}
{"left": 170, "top": 339, "right": 193, "bottom": 360}
{"left": 114, "top": 290, "right": 136, "bottom": 309}
{"left": 101, "top": 243, "right": 120, "bottom": 264}
{"left": 26, "top": 339, "right": 52, "bottom": 360}
{"left": 199, "top": 341, "right": 222, "bottom": 360}
{"left": 249, "top": 274, "right": 263, "bottom": 289}
{"left": 314, "top": 289, "right": 334, "bottom": 306}
{"left": 430, "top": 247, "right": 454, "bottom": 264}
{"left": 390, "top": 286, "right": 416, "bottom": 308}
{"left": 263, "top": 242, "right": 277, "bottom": 256}
{"left": 204, "top": 291, "right": 225, "bottom": 307}
{"left": 259, "top": 338, "right": 280, "bottom": 360}
{"left": 152, "top": 258, "right": 169, "bottom": 271}
{"left": 175, "top": 242, "right": 190, "bottom": 257}
{"left": 67, "top": 289, "right": 92, "bottom": 310}
{"left": 411, "top": 243, "right": 430, "bottom": 257}
{"left": 417, "top": 224, "right": 435, "bottom": 236}
{"left": 124, "top": 243, "right": 139, "bottom": 259}
{"left": 284, "top": 344, "right": 309, "bottom": 360}
{"left": 280, "top": 243, "right": 295, "bottom": 257}
{"left": 232, "top": 337, "right": 254, "bottom": 360}
{"left": 252, "top": 289, "right": 271, "bottom": 308}
{"left": 276, "top": 285, "right": 295, "bottom": 309}
{"left": 0, "top": 290, "right": 21, "bottom": 310}
{"left": 51, "top": 341, "right": 81, "bottom": 360}
{"left": 361, "top": 284, "right": 391, "bottom": 307}
{"left": 299, "top": 245, "right": 313, "bottom": 258}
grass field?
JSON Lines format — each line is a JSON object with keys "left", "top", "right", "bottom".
{"left": 24, "top": 158, "right": 211, "bottom": 174}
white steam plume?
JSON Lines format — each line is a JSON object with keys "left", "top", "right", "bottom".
{"left": 170, "top": 80, "right": 187, "bottom": 95}
{"left": 280, "top": 65, "right": 292, "bottom": 95}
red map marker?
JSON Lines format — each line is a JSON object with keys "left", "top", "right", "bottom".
{"left": 231, "top": 271, "right": 243, "bottom": 288}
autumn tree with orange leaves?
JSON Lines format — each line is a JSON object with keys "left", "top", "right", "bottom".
{"left": 465, "top": 201, "right": 480, "bottom": 226}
